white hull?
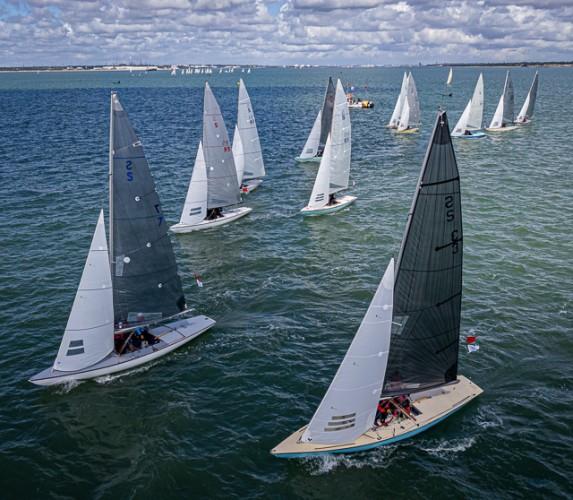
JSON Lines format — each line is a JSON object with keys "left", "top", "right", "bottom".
{"left": 396, "top": 127, "right": 419, "bottom": 134}
{"left": 296, "top": 155, "right": 322, "bottom": 164}
{"left": 271, "top": 375, "right": 482, "bottom": 458}
{"left": 452, "top": 130, "right": 486, "bottom": 139}
{"left": 301, "top": 195, "right": 356, "bottom": 216}
{"left": 485, "top": 125, "right": 518, "bottom": 133}
{"left": 241, "top": 178, "right": 263, "bottom": 194}
{"left": 170, "top": 207, "right": 252, "bottom": 233}
{"left": 29, "top": 315, "right": 215, "bottom": 386}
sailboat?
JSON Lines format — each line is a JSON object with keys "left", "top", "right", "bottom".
{"left": 387, "top": 72, "right": 408, "bottom": 129}
{"left": 170, "top": 83, "right": 252, "bottom": 233}
{"left": 301, "top": 79, "right": 355, "bottom": 216}
{"left": 272, "top": 111, "right": 483, "bottom": 457}
{"left": 446, "top": 67, "right": 453, "bottom": 86}
{"left": 30, "top": 93, "right": 215, "bottom": 386}
{"left": 296, "top": 77, "right": 336, "bottom": 163}
{"left": 516, "top": 71, "right": 539, "bottom": 124}
{"left": 232, "top": 78, "right": 265, "bottom": 194}
{"left": 451, "top": 73, "right": 485, "bottom": 139}
{"left": 396, "top": 73, "right": 421, "bottom": 134}
{"left": 486, "top": 71, "right": 517, "bottom": 132}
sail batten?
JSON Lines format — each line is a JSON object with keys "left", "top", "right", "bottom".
{"left": 110, "top": 92, "right": 186, "bottom": 324}
{"left": 383, "top": 111, "right": 462, "bottom": 396}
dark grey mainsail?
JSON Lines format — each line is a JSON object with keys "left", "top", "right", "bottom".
{"left": 383, "top": 111, "right": 462, "bottom": 396}
{"left": 109, "top": 92, "right": 186, "bottom": 324}
{"left": 203, "top": 82, "right": 241, "bottom": 209}
{"left": 318, "top": 77, "right": 336, "bottom": 153}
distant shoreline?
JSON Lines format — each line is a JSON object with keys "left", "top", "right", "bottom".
{"left": 0, "top": 61, "right": 571, "bottom": 73}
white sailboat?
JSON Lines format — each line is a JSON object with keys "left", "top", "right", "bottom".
{"left": 30, "top": 93, "right": 215, "bottom": 386}
{"left": 516, "top": 71, "right": 539, "bottom": 124}
{"left": 296, "top": 77, "right": 336, "bottom": 162}
{"left": 272, "top": 111, "right": 483, "bottom": 458}
{"left": 387, "top": 72, "right": 408, "bottom": 129}
{"left": 486, "top": 71, "right": 517, "bottom": 132}
{"left": 233, "top": 79, "right": 265, "bottom": 194}
{"left": 452, "top": 73, "right": 485, "bottom": 139}
{"left": 446, "top": 67, "right": 453, "bottom": 86}
{"left": 170, "top": 83, "right": 251, "bottom": 233}
{"left": 396, "top": 73, "right": 420, "bottom": 133}
{"left": 301, "top": 79, "right": 355, "bottom": 216}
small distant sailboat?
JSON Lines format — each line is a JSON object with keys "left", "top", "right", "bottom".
{"left": 396, "top": 73, "right": 420, "bottom": 134}
{"left": 30, "top": 93, "right": 215, "bottom": 386}
{"left": 170, "top": 83, "right": 251, "bottom": 233}
{"left": 272, "top": 111, "right": 483, "bottom": 458}
{"left": 296, "top": 77, "right": 336, "bottom": 163}
{"left": 301, "top": 79, "right": 355, "bottom": 216}
{"left": 387, "top": 72, "right": 408, "bottom": 129}
{"left": 516, "top": 71, "right": 539, "bottom": 124}
{"left": 446, "top": 67, "right": 453, "bottom": 86}
{"left": 486, "top": 71, "right": 517, "bottom": 132}
{"left": 451, "top": 73, "right": 485, "bottom": 139}
{"left": 232, "top": 79, "right": 265, "bottom": 194}
{"left": 170, "top": 66, "right": 177, "bottom": 76}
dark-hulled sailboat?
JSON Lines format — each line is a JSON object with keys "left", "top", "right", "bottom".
{"left": 30, "top": 92, "right": 215, "bottom": 386}
{"left": 296, "top": 77, "right": 336, "bottom": 162}
{"left": 272, "top": 111, "right": 483, "bottom": 457}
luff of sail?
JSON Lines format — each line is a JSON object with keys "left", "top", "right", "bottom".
{"left": 203, "top": 82, "right": 241, "bottom": 209}
{"left": 328, "top": 79, "right": 351, "bottom": 194}
{"left": 517, "top": 71, "right": 539, "bottom": 123}
{"left": 383, "top": 111, "right": 462, "bottom": 396}
{"left": 55, "top": 210, "right": 114, "bottom": 371}
{"left": 237, "top": 79, "right": 265, "bottom": 180}
{"left": 302, "top": 259, "right": 394, "bottom": 445}
{"left": 110, "top": 92, "right": 186, "bottom": 324}
{"left": 318, "top": 77, "right": 336, "bottom": 153}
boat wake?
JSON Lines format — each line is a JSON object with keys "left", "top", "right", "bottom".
{"left": 419, "top": 436, "right": 476, "bottom": 458}
{"left": 55, "top": 379, "right": 82, "bottom": 394}
{"left": 303, "top": 446, "right": 397, "bottom": 475}
{"left": 95, "top": 360, "right": 162, "bottom": 384}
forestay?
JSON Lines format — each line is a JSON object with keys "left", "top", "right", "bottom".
{"left": 328, "top": 79, "right": 351, "bottom": 194}
{"left": 517, "top": 71, "right": 539, "bottom": 122}
{"left": 54, "top": 211, "right": 114, "bottom": 371}
{"left": 202, "top": 82, "right": 241, "bottom": 209}
{"left": 383, "top": 111, "right": 462, "bottom": 396}
{"left": 232, "top": 126, "right": 245, "bottom": 186}
{"left": 299, "top": 110, "right": 322, "bottom": 159}
{"left": 237, "top": 79, "right": 265, "bottom": 180}
{"left": 179, "top": 142, "right": 208, "bottom": 226}
{"left": 302, "top": 259, "right": 394, "bottom": 444}
{"left": 110, "top": 93, "right": 186, "bottom": 324}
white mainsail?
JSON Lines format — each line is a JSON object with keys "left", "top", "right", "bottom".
{"left": 301, "top": 259, "right": 394, "bottom": 445}
{"left": 517, "top": 71, "right": 539, "bottom": 123}
{"left": 54, "top": 210, "right": 114, "bottom": 372}
{"left": 489, "top": 71, "right": 514, "bottom": 129}
{"left": 179, "top": 142, "right": 208, "bottom": 226}
{"left": 232, "top": 125, "right": 245, "bottom": 186}
{"left": 328, "top": 79, "right": 351, "bottom": 194}
{"left": 237, "top": 79, "right": 265, "bottom": 180}
{"left": 388, "top": 72, "right": 408, "bottom": 128}
{"left": 299, "top": 110, "right": 322, "bottom": 159}
{"left": 447, "top": 67, "right": 453, "bottom": 85}
{"left": 307, "top": 134, "right": 332, "bottom": 209}
{"left": 452, "top": 73, "right": 484, "bottom": 135}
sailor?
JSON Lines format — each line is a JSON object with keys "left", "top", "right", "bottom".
{"left": 328, "top": 194, "right": 336, "bottom": 206}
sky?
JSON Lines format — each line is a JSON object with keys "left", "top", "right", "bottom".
{"left": 1, "top": 0, "right": 572, "bottom": 67}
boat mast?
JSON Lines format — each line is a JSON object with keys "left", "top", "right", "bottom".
{"left": 108, "top": 92, "right": 114, "bottom": 269}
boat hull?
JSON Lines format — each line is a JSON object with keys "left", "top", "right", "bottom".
{"left": 301, "top": 195, "right": 356, "bottom": 216}
{"left": 29, "top": 315, "right": 216, "bottom": 386}
{"left": 396, "top": 127, "right": 419, "bottom": 134}
{"left": 295, "top": 156, "right": 322, "bottom": 164}
{"left": 170, "top": 207, "right": 252, "bottom": 233}
{"left": 485, "top": 125, "right": 518, "bottom": 132}
{"left": 241, "top": 178, "right": 263, "bottom": 194}
{"left": 452, "top": 131, "right": 486, "bottom": 139}
{"left": 271, "top": 375, "right": 482, "bottom": 458}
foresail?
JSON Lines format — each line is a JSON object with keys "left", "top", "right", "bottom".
{"left": 397, "top": 100, "right": 411, "bottom": 131}
{"left": 447, "top": 67, "right": 453, "bottom": 85}
{"left": 203, "top": 82, "right": 241, "bottom": 209}
{"left": 110, "top": 92, "right": 186, "bottom": 324}
{"left": 467, "top": 73, "right": 484, "bottom": 130}
{"left": 517, "top": 71, "right": 539, "bottom": 121}
{"left": 180, "top": 142, "right": 208, "bottom": 226}
{"left": 383, "top": 112, "right": 462, "bottom": 396}
{"left": 489, "top": 94, "right": 504, "bottom": 129}
{"left": 237, "top": 79, "right": 265, "bottom": 179}
{"left": 55, "top": 211, "right": 114, "bottom": 371}
{"left": 307, "top": 134, "right": 331, "bottom": 209}
{"left": 388, "top": 72, "right": 408, "bottom": 127}
{"left": 300, "top": 110, "right": 322, "bottom": 159}
{"left": 328, "top": 79, "right": 351, "bottom": 194}
{"left": 302, "top": 259, "right": 394, "bottom": 444}
{"left": 319, "top": 77, "right": 336, "bottom": 152}
{"left": 232, "top": 125, "right": 245, "bottom": 186}
{"left": 452, "top": 99, "right": 471, "bottom": 135}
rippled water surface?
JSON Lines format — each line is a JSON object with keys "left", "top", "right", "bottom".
{"left": 0, "top": 67, "right": 571, "bottom": 499}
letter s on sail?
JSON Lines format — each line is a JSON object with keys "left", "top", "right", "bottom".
{"left": 126, "top": 160, "right": 134, "bottom": 181}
